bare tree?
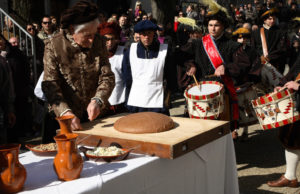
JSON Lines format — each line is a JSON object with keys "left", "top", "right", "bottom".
{"left": 151, "top": 0, "right": 177, "bottom": 25}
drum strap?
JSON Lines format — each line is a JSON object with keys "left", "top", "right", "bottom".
{"left": 260, "top": 27, "right": 268, "bottom": 57}
{"left": 202, "top": 34, "right": 239, "bottom": 128}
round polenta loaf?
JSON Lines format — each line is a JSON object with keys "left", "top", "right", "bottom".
{"left": 114, "top": 112, "right": 174, "bottom": 134}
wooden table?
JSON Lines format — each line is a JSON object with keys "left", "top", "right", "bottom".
{"left": 76, "top": 113, "right": 230, "bottom": 159}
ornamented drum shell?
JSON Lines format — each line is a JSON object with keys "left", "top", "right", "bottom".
{"left": 184, "top": 81, "right": 224, "bottom": 119}
{"left": 251, "top": 89, "right": 300, "bottom": 130}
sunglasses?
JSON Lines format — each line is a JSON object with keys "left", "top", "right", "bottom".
{"left": 42, "top": 21, "right": 51, "bottom": 25}
{"left": 27, "top": 28, "right": 34, "bottom": 31}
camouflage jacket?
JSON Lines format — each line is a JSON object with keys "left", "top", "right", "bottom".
{"left": 42, "top": 30, "right": 115, "bottom": 119}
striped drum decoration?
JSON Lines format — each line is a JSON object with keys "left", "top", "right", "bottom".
{"left": 184, "top": 81, "right": 224, "bottom": 119}
{"left": 251, "top": 88, "right": 300, "bottom": 130}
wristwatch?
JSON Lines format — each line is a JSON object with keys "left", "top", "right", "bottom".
{"left": 91, "top": 97, "right": 103, "bottom": 107}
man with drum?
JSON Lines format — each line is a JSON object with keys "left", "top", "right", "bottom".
{"left": 251, "top": 8, "right": 287, "bottom": 88}
{"left": 182, "top": 2, "right": 241, "bottom": 139}
{"left": 122, "top": 20, "right": 176, "bottom": 115}
{"left": 266, "top": 56, "right": 300, "bottom": 188}
{"left": 99, "top": 22, "right": 127, "bottom": 115}
{"left": 230, "top": 27, "right": 262, "bottom": 141}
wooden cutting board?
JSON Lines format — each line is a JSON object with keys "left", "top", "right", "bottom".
{"left": 76, "top": 113, "right": 230, "bottom": 159}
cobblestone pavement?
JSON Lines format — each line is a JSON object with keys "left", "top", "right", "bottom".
{"left": 170, "top": 94, "right": 300, "bottom": 194}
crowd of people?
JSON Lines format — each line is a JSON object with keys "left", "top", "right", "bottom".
{"left": 0, "top": 0, "right": 300, "bottom": 189}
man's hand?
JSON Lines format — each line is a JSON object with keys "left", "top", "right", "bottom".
{"left": 186, "top": 66, "right": 196, "bottom": 76}
{"left": 87, "top": 100, "right": 100, "bottom": 121}
{"left": 63, "top": 111, "right": 82, "bottom": 130}
{"left": 260, "top": 55, "right": 269, "bottom": 64}
{"left": 7, "top": 112, "right": 16, "bottom": 128}
{"left": 214, "top": 65, "right": 225, "bottom": 76}
{"left": 284, "top": 81, "right": 300, "bottom": 91}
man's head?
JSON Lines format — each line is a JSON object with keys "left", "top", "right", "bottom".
{"left": 71, "top": 19, "right": 99, "bottom": 48}
{"left": 264, "top": 15, "right": 276, "bottom": 27}
{"left": 261, "top": 8, "right": 278, "bottom": 27}
{"left": 41, "top": 16, "right": 52, "bottom": 32}
{"left": 60, "top": 0, "right": 99, "bottom": 48}
{"left": 232, "top": 27, "right": 250, "bottom": 44}
{"left": 99, "top": 22, "right": 121, "bottom": 51}
{"left": 134, "top": 20, "right": 161, "bottom": 47}
{"left": 9, "top": 37, "right": 18, "bottom": 47}
{"left": 119, "top": 15, "right": 127, "bottom": 27}
{"left": 208, "top": 20, "right": 224, "bottom": 38}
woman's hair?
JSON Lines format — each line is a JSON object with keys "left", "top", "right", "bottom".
{"left": 135, "top": 1, "right": 142, "bottom": 8}
{"left": 73, "top": 18, "right": 99, "bottom": 33}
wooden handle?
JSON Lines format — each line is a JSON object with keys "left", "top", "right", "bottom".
{"left": 6, "top": 152, "right": 14, "bottom": 184}
{"left": 192, "top": 75, "right": 201, "bottom": 91}
{"left": 205, "top": 74, "right": 218, "bottom": 78}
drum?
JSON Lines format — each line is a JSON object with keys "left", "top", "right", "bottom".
{"left": 260, "top": 62, "right": 283, "bottom": 93}
{"left": 236, "top": 86, "right": 258, "bottom": 126}
{"left": 184, "top": 81, "right": 224, "bottom": 119}
{"left": 252, "top": 88, "right": 300, "bottom": 130}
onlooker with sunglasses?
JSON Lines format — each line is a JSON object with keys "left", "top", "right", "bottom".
{"left": 37, "top": 15, "right": 58, "bottom": 41}
{"left": 26, "top": 23, "right": 45, "bottom": 78}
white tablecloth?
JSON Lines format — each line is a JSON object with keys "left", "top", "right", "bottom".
{"left": 18, "top": 133, "right": 239, "bottom": 194}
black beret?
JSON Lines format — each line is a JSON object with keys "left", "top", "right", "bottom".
{"left": 134, "top": 20, "right": 162, "bottom": 33}
{"left": 61, "top": 0, "right": 98, "bottom": 29}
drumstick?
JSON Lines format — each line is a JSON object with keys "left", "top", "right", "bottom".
{"left": 192, "top": 74, "right": 201, "bottom": 91}
{"left": 277, "top": 76, "right": 300, "bottom": 93}
{"left": 205, "top": 74, "right": 218, "bottom": 78}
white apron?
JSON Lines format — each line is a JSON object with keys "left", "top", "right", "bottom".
{"left": 127, "top": 43, "right": 168, "bottom": 108}
{"left": 108, "top": 46, "right": 126, "bottom": 105}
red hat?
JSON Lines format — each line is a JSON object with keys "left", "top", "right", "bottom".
{"left": 99, "top": 22, "right": 121, "bottom": 39}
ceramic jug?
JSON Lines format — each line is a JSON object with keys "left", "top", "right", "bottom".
{"left": 0, "top": 144, "right": 27, "bottom": 193}
{"left": 56, "top": 115, "right": 74, "bottom": 134}
{"left": 53, "top": 133, "right": 83, "bottom": 181}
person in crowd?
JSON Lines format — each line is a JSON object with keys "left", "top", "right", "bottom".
{"left": 0, "top": 47, "right": 15, "bottom": 144}
{"left": 181, "top": 2, "right": 243, "bottom": 138}
{"left": 0, "top": 34, "right": 32, "bottom": 142}
{"left": 179, "top": 11, "right": 184, "bottom": 18}
{"left": 147, "top": 13, "right": 157, "bottom": 24}
{"left": 124, "top": 32, "right": 140, "bottom": 50}
{"left": 98, "top": 12, "right": 107, "bottom": 24}
{"left": 9, "top": 37, "right": 19, "bottom": 47}
{"left": 37, "top": 15, "right": 58, "bottom": 41}
{"left": 134, "top": 1, "right": 146, "bottom": 18}
{"left": 252, "top": 8, "right": 288, "bottom": 75}
{"left": 245, "top": 3, "right": 255, "bottom": 24}
{"left": 42, "top": 0, "right": 115, "bottom": 132}
{"left": 186, "top": 4, "right": 198, "bottom": 20}
{"left": 26, "top": 23, "right": 45, "bottom": 77}
{"left": 266, "top": 55, "right": 300, "bottom": 188}
{"left": 119, "top": 14, "right": 131, "bottom": 45}
{"left": 99, "top": 22, "right": 127, "bottom": 114}
{"left": 50, "top": 15, "right": 58, "bottom": 31}
{"left": 122, "top": 20, "right": 176, "bottom": 115}
{"left": 3, "top": 16, "right": 16, "bottom": 40}
{"left": 141, "top": 14, "right": 148, "bottom": 21}
{"left": 230, "top": 27, "right": 262, "bottom": 141}
{"left": 32, "top": 22, "right": 40, "bottom": 32}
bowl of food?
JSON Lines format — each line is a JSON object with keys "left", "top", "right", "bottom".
{"left": 82, "top": 146, "right": 131, "bottom": 162}
{"left": 25, "top": 143, "right": 57, "bottom": 156}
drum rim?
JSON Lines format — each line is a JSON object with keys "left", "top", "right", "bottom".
{"left": 260, "top": 114, "right": 300, "bottom": 130}
{"left": 184, "top": 81, "right": 224, "bottom": 100}
{"left": 252, "top": 88, "right": 295, "bottom": 107}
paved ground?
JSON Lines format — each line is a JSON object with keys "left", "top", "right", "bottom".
{"left": 21, "top": 94, "right": 300, "bottom": 193}
{"left": 170, "top": 94, "right": 300, "bottom": 194}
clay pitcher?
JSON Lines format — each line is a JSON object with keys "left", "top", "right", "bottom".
{"left": 53, "top": 133, "right": 83, "bottom": 181}
{"left": 56, "top": 115, "right": 74, "bottom": 134}
{"left": 0, "top": 144, "right": 27, "bottom": 193}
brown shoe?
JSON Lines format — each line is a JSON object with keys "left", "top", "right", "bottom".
{"left": 267, "top": 175, "right": 298, "bottom": 188}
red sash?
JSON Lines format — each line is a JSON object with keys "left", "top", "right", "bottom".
{"left": 202, "top": 34, "right": 239, "bottom": 128}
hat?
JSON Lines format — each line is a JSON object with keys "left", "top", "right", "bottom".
{"left": 177, "top": 17, "right": 201, "bottom": 31}
{"left": 260, "top": 8, "right": 278, "bottom": 21}
{"left": 99, "top": 22, "right": 121, "bottom": 39}
{"left": 232, "top": 27, "right": 250, "bottom": 38}
{"left": 134, "top": 20, "right": 161, "bottom": 33}
{"left": 202, "top": 0, "right": 231, "bottom": 28}
{"left": 61, "top": 0, "right": 98, "bottom": 29}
